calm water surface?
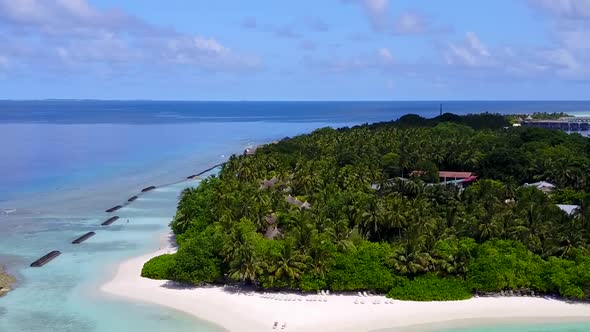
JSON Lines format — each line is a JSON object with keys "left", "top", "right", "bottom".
{"left": 433, "top": 321, "right": 590, "bottom": 332}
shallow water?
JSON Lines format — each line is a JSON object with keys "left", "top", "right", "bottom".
{"left": 2, "top": 101, "right": 590, "bottom": 331}
{"left": 1, "top": 179, "right": 222, "bottom": 332}
{"left": 432, "top": 321, "right": 590, "bottom": 332}
{"left": 0, "top": 121, "right": 348, "bottom": 331}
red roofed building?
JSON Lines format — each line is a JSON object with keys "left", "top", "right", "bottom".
{"left": 438, "top": 171, "right": 478, "bottom": 188}
{"left": 439, "top": 171, "right": 473, "bottom": 181}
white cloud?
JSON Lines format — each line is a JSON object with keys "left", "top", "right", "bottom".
{"left": 441, "top": 31, "right": 590, "bottom": 81}
{"left": 444, "top": 32, "right": 491, "bottom": 67}
{"left": 304, "top": 46, "right": 399, "bottom": 74}
{"left": 541, "top": 48, "right": 579, "bottom": 69}
{"left": 341, "top": 0, "right": 390, "bottom": 31}
{"left": 393, "top": 11, "right": 425, "bottom": 34}
{"left": 305, "top": 2, "right": 590, "bottom": 85}
{"left": 538, "top": 47, "right": 590, "bottom": 79}
{"left": 378, "top": 47, "right": 394, "bottom": 63}
{"left": 527, "top": 0, "right": 590, "bottom": 80}
{"left": 557, "top": 28, "right": 590, "bottom": 50}
{"left": 307, "top": 25, "right": 590, "bottom": 84}
{"left": 57, "top": 34, "right": 140, "bottom": 63}
{"left": 530, "top": 0, "right": 590, "bottom": 19}
{"left": 362, "top": 0, "right": 390, "bottom": 31}
{"left": 465, "top": 32, "right": 490, "bottom": 56}
{"left": 344, "top": 1, "right": 449, "bottom": 36}
{"left": 0, "top": 0, "right": 146, "bottom": 35}
{"left": 193, "top": 37, "right": 228, "bottom": 54}
{"left": 0, "top": 0, "right": 262, "bottom": 74}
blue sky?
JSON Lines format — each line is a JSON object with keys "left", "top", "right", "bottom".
{"left": 0, "top": 0, "right": 589, "bottom": 100}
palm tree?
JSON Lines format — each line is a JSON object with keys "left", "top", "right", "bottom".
{"left": 475, "top": 214, "right": 501, "bottom": 242}
{"left": 171, "top": 187, "right": 199, "bottom": 233}
{"left": 227, "top": 245, "right": 261, "bottom": 283}
{"left": 271, "top": 241, "right": 306, "bottom": 283}
{"left": 291, "top": 216, "right": 316, "bottom": 254}
{"left": 342, "top": 192, "right": 366, "bottom": 229}
{"left": 393, "top": 243, "right": 431, "bottom": 275}
{"left": 383, "top": 178, "right": 422, "bottom": 198}
{"left": 557, "top": 216, "right": 587, "bottom": 258}
{"left": 223, "top": 219, "right": 260, "bottom": 283}
{"left": 574, "top": 197, "right": 590, "bottom": 232}
{"left": 360, "top": 198, "right": 385, "bottom": 240}
{"left": 325, "top": 219, "right": 355, "bottom": 252}
{"left": 308, "top": 237, "right": 333, "bottom": 279}
{"left": 384, "top": 194, "right": 406, "bottom": 240}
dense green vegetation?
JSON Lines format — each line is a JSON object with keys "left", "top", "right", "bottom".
{"left": 552, "top": 189, "right": 590, "bottom": 205}
{"left": 388, "top": 274, "right": 472, "bottom": 301}
{"left": 142, "top": 254, "right": 175, "bottom": 280}
{"left": 507, "top": 112, "right": 572, "bottom": 123}
{"left": 142, "top": 113, "right": 590, "bottom": 301}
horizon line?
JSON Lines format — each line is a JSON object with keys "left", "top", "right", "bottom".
{"left": 2, "top": 99, "right": 590, "bottom": 103}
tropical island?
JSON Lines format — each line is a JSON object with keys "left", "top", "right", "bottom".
{"left": 141, "top": 112, "right": 590, "bottom": 302}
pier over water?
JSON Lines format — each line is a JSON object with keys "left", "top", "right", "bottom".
{"left": 523, "top": 116, "right": 590, "bottom": 136}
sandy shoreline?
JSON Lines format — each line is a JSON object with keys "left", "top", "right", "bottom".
{"left": 101, "top": 237, "right": 590, "bottom": 332}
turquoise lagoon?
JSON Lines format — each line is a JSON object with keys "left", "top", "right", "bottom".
{"left": 430, "top": 321, "right": 590, "bottom": 332}
{"left": 0, "top": 119, "right": 354, "bottom": 331}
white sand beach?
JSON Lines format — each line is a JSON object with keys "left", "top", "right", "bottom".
{"left": 101, "top": 238, "right": 590, "bottom": 332}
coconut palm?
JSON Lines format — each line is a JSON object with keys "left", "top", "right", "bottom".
{"left": 271, "top": 241, "right": 306, "bottom": 282}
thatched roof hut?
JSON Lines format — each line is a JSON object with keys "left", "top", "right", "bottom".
{"left": 244, "top": 146, "right": 257, "bottom": 155}
{"left": 524, "top": 181, "right": 556, "bottom": 194}
{"left": 286, "top": 194, "right": 302, "bottom": 206}
{"left": 259, "top": 176, "right": 279, "bottom": 190}
{"left": 264, "top": 225, "right": 281, "bottom": 239}
{"left": 286, "top": 195, "right": 311, "bottom": 210}
{"left": 264, "top": 214, "right": 277, "bottom": 225}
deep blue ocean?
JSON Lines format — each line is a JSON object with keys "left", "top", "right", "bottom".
{"left": 1, "top": 100, "right": 590, "bottom": 332}
{"left": 1, "top": 100, "right": 590, "bottom": 124}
